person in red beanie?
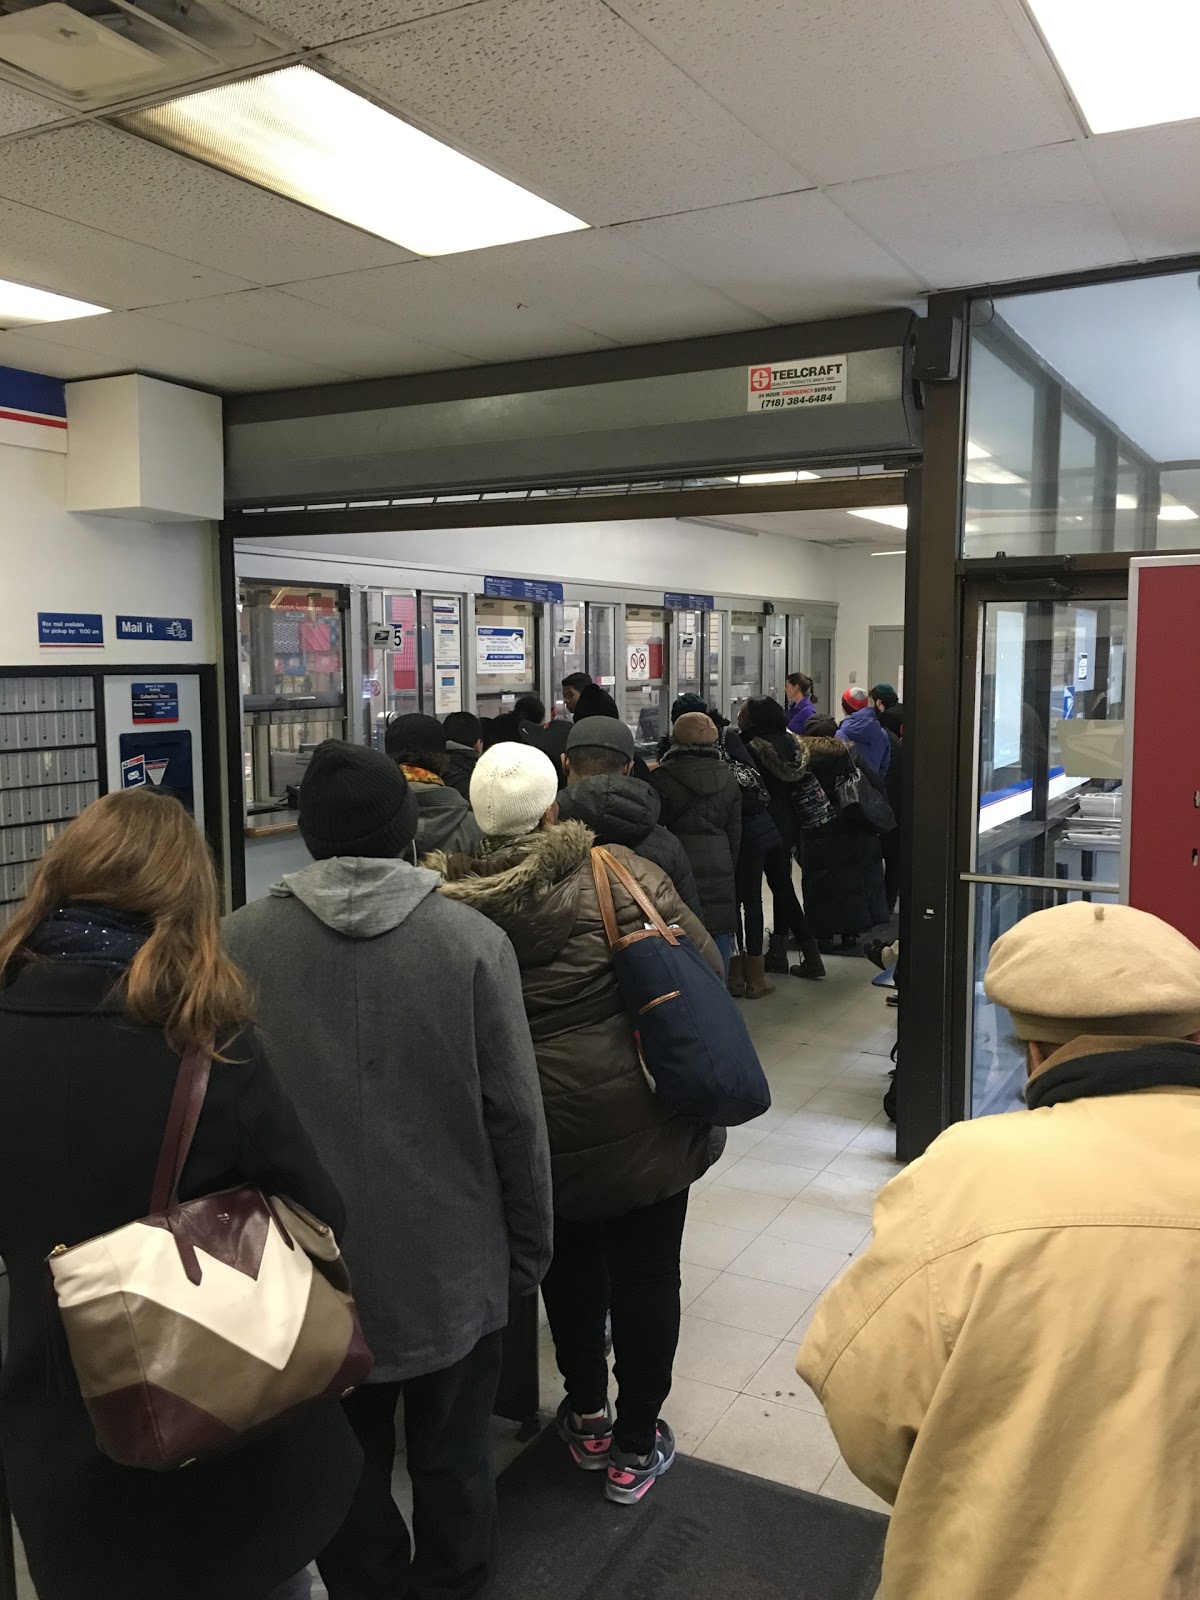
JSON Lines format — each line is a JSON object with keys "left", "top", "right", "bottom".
{"left": 836, "top": 687, "right": 891, "bottom": 776}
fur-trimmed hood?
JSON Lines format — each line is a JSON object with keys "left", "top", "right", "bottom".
{"left": 797, "top": 735, "right": 849, "bottom": 763}
{"left": 434, "top": 819, "right": 594, "bottom": 966}
{"left": 750, "top": 735, "right": 810, "bottom": 783}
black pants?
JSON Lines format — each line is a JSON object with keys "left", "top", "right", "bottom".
{"left": 318, "top": 1331, "right": 504, "bottom": 1600}
{"left": 737, "top": 844, "right": 809, "bottom": 953}
{"left": 540, "top": 1189, "right": 689, "bottom": 1458}
{"left": 882, "top": 828, "right": 900, "bottom": 914}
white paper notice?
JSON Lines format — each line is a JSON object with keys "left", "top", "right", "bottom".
{"left": 432, "top": 599, "right": 461, "bottom": 669}
{"left": 477, "top": 626, "right": 526, "bottom": 675}
{"left": 434, "top": 671, "right": 461, "bottom": 715}
{"left": 747, "top": 356, "right": 848, "bottom": 412}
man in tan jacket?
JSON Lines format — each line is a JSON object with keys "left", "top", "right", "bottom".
{"left": 798, "top": 901, "right": 1200, "bottom": 1600}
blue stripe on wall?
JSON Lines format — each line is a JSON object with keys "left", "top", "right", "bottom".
{"left": 0, "top": 365, "right": 67, "bottom": 419}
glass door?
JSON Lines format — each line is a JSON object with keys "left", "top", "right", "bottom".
{"left": 475, "top": 598, "right": 540, "bottom": 721}
{"left": 551, "top": 600, "right": 586, "bottom": 720}
{"left": 624, "top": 605, "right": 665, "bottom": 752}
{"left": 672, "top": 609, "right": 702, "bottom": 704}
{"left": 729, "top": 612, "right": 764, "bottom": 722}
{"left": 960, "top": 580, "right": 1127, "bottom": 1118}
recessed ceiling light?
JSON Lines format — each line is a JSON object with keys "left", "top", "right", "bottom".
{"left": 1025, "top": 0, "right": 1200, "bottom": 134}
{"left": 116, "top": 64, "right": 587, "bottom": 256}
{"left": 1158, "top": 502, "right": 1199, "bottom": 522}
{"left": 966, "top": 461, "right": 1027, "bottom": 486}
{"left": 1115, "top": 492, "right": 1138, "bottom": 510}
{"left": 723, "top": 470, "right": 821, "bottom": 485}
{"left": 847, "top": 506, "right": 909, "bottom": 530}
{"left": 0, "top": 276, "right": 110, "bottom": 327}
{"left": 869, "top": 549, "right": 906, "bottom": 558}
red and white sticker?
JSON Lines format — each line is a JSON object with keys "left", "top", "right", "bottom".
{"left": 747, "top": 356, "right": 848, "bottom": 412}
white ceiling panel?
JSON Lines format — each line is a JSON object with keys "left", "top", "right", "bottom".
{"left": 428, "top": 228, "right": 770, "bottom": 344}
{"left": 703, "top": 508, "right": 904, "bottom": 547}
{"left": 0, "top": 124, "right": 415, "bottom": 284}
{"left": 149, "top": 287, "right": 470, "bottom": 375}
{"left": 282, "top": 259, "right": 619, "bottom": 362}
{"left": 832, "top": 144, "right": 1135, "bottom": 288}
{"left": 0, "top": 327, "right": 131, "bottom": 379}
{"left": 0, "top": 83, "right": 66, "bottom": 139}
{"left": 618, "top": 191, "right": 924, "bottom": 321}
{"left": 228, "top": 0, "right": 486, "bottom": 48}
{"left": 325, "top": 0, "right": 808, "bottom": 226}
{"left": 11, "top": 309, "right": 353, "bottom": 391}
{"left": 1084, "top": 123, "right": 1200, "bottom": 261}
{"left": 0, "top": 196, "right": 251, "bottom": 310}
{"left": 610, "top": 0, "right": 1076, "bottom": 186}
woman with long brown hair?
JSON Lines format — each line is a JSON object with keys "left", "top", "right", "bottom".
{"left": 0, "top": 790, "right": 360, "bottom": 1600}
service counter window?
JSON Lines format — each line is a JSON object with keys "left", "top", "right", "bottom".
{"left": 240, "top": 580, "right": 347, "bottom": 819}
{"left": 551, "top": 601, "right": 586, "bottom": 719}
{"left": 587, "top": 603, "right": 618, "bottom": 692}
{"left": 730, "top": 612, "right": 763, "bottom": 721}
{"left": 476, "top": 598, "right": 539, "bottom": 721}
{"left": 624, "top": 606, "right": 664, "bottom": 752}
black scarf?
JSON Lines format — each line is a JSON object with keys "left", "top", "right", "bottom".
{"left": 25, "top": 904, "right": 151, "bottom": 970}
{"left": 1026, "top": 1040, "right": 1200, "bottom": 1109}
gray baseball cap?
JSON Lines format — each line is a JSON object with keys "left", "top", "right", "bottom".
{"left": 566, "top": 716, "right": 634, "bottom": 758}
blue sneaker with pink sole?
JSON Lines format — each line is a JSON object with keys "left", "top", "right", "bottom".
{"left": 556, "top": 1397, "right": 614, "bottom": 1471}
{"left": 604, "top": 1420, "right": 676, "bottom": 1505}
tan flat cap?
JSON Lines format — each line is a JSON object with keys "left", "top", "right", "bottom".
{"left": 984, "top": 902, "right": 1200, "bottom": 1043}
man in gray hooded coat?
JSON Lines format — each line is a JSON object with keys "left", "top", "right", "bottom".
{"left": 223, "top": 740, "right": 552, "bottom": 1600}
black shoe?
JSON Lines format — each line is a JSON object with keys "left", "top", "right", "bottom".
{"left": 763, "top": 935, "right": 790, "bottom": 975}
{"left": 789, "top": 939, "right": 826, "bottom": 980}
{"left": 862, "top": 938, "right": 888, "bottom": 971}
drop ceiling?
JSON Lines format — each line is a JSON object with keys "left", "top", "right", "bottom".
{"left": 1, "top": 0, "right": 1198, "bottom": 394}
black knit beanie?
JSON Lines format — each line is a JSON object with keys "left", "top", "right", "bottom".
{"left": 298, "top": 741, "right": 420, "bottom": 861}
{"left": 384, "top": 713, "right": 446, "bottom": 759}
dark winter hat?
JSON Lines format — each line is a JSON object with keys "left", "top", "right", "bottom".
{"left": 385, "top": 713, "right": 447, "bottom": 759}
{"left": 299, "top": 741, "right": 419, "bottom": 861}
{"left": 670, "top": 692, "right": 707, "bottom": 722}
{"left": 869, "top": 682, "right": 897, "bottom": 701}
{"left": 566, "top": 716, "right": 634, "bottom": 758}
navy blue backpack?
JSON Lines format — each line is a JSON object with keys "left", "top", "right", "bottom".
{"left": 591, "top": 847, "right": 771, "bottom": 1127}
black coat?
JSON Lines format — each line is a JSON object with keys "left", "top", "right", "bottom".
{"left": 650, "top": 748, "right": 742, "bottom": 935}
{"left": 444, "top": 741, "right": 479, "bottom": 800}
{"left": 557, "top": 774, "right": 702, "bottom": 919}
{"left": 797, "top": 737, "right": 890, "bottom": 938}
{"left": 572, "top": 683, "right": 620, "bottom": 722}
{"left": 0, "top": 961, "right": 362, "bottom": 1600}
{"left": 746, "top": 731, "right": 810, "bottom": 853}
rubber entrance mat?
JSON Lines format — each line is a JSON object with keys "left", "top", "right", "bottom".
{"left": 494, "top": 1426, "right": 887, "bottom": 1600}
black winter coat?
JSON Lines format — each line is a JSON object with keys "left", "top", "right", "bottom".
{"left": 572, "top": 683, "right": 621, "bottom": 722}
{"left": 650, "top": 748, "right": 742, "bottom": 935}
{"left": 444, "top": 740, "right": 479, "bottom": 800}
{"left": 796, "top": 736, "right": 890, "bottom": 938}
{"left": 0, "top": 960, "right": 362, "bottom": 1600}
{"left": 556, "top": 774, "right": 702, "bottom": 918}
{"left": 747, "top": 732, "right": 812, "bottom": 854}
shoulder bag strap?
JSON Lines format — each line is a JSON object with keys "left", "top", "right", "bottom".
{"left": 590, "top": 847, "right": 621, "bottom": 949}
{"left": 149, "top": 1048, "right": 212, "bottom": 1215}
{"left": 593, "top": 845, "right": 679, "bottom": 946}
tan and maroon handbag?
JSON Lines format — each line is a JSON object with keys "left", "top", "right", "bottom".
{"left": 47, "top": 1049, "right": 372, "bottom": 1470}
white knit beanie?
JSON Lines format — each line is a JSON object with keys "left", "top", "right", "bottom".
{"left": 470, "top": 741, "right": 560, "bottom": 837}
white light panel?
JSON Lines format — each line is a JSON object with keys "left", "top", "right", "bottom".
{"left": 847, "top": 506, "right": 909, "bottom": 529}
{"left": 1158, "top": 501, "right": 1199, "bottom": 521}
{"left": 1026, "top": 0, "right": 1200, "bottom": 134}
{"left": 0, "top": 276, "right": 109, "bottom": 326}
{"left": 117, "top": 65, "right": 588, "bottom": 256}
{"left": 723, "top": 470, "right": 822, "bottom": 485}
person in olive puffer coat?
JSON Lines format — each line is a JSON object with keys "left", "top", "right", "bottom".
{"left": 650, "top": 712, "right": 741, "bottom": 973}
{"left": 433, "top": 741, "right": 723, "bottom": 1506}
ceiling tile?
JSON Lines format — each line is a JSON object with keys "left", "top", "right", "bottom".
{"left": 227, "top": 0, "right": 484, "bottom": 48}
{"left": 609, "top": 0, "right": 1076, "bottom": 185}
{"left": 149, "top": 287, "right": 469, "bottom": 375}
{"left": 0, "top": 327, "right": 128, "bottom": 379}
{"left": 832, "top": 144, "right": 1135, "bottom": 289}
{"left": 1083, "top": 124, "right": 1200, "bottom": 261}
{"left": 10, "top": 309, "right": 354, "bottom": 391}
{"left": 282, "top": 259, "right": 618, "bottom": 362}
{"left": 0, "top": 124, "right": 415, "bottom": 284}
{"left": 325, "top": 0, "right": 808, "bottom": 226}
{"left": 0, "top": 196, "right": 251, "bottom": 310}
{"left": 0, "top": 83, "right": 66, "bottom": 139}
{"left": 618, "top": 191, "right": 923, "bottom": 322}
{"left": 430, "top": 229, "right": 770, "bottom": 343}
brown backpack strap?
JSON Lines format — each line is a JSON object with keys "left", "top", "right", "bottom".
{"left": 591, "top": 845, "right": 679, "bottom": 946}
{"left": 150, "top": 1049, "right": 212, "bottom": 1215}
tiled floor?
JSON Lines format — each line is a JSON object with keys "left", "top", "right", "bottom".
{"left": 13, "top": 955, "right": 898, "bottom": 1598}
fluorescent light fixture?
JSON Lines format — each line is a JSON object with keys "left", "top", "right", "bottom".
{"left": 1115, "top": 492, "right": 1138, "bottom": 510}
{"left": 966, "top": 440, "right": 990, "bottom": 460}
{"left": 0, "top": 276, "right": 109, "bottom": 326}
{"left": 1025, "top": 0, "right": 1200, "bottom": 134}
{"left": 722, "top": 469, "right": 821, "bottom": 485}
{"left": 966, "top": 460, "right": 1027, "bottom": 486}
{"left": 1158, "top": 501, "right": 1199, "bottom": 521}
{"left": 869, "top": 549, "right": 906, "bottom": 558}
{"left": 116, "top": 65, "right": 587, "bottom": 256}
{"left": 847, "top": 506, "right": 909, "bottom": 530}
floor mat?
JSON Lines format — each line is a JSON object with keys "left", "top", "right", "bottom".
{"left": 494, "top": 1426, "right": 887, "bottom": 1600}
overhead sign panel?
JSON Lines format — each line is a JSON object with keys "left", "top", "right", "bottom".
{"left": 483, "top": 575, "right": 564, "bottom": 603}
{"left": 747, "top": 356, "right": 848, "bottom": 412}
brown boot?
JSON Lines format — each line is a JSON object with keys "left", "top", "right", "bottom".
{"left": 743, "top": 955, "right": 776, "bottom": 999}
{"left": 790, "top": 939, "right": 827, "bottom": 980}
{"left": 727, "top": 954, "right": 747, "bottom": 998}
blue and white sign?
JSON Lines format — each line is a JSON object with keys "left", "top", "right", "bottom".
{"left": 116, "top": 614, "right": 193, "bottom": 643}
{"left": 132, "top": 682, "right": 179, "bottom": 725}
{"left": 1, "top": 366, "right": 67, "bottom": 454}
{"left": 1063, "top": 685, "right": 1075, "bottom": 720}
{"left": 483, "top": 576, "right": 564, "bottom": 604}
{"left": 476, "top": 626, "right": 527, "bottom": 675}
{"left": 38, "top": 612, "right": 104, "bottom": 647}
{"left": 664, "top": 592, "right": 715, "bottom": 611}
{"left": 121, "top": 754, "right": 147, "bottom": 788}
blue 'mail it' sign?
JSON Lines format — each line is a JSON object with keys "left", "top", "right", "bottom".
{"left": 38, "top": 612, "right": 104, "bottom": 647}
{"left": 116, "top": 615, "right": 193, "bottom": 643}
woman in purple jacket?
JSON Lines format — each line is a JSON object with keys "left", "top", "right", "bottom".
{"left": 784, "top": 673, "right": 818, "bottom": 735}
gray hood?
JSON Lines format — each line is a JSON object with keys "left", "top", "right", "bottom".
{"left": 272, "top": 856, "right": 441, "bottom": 938}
